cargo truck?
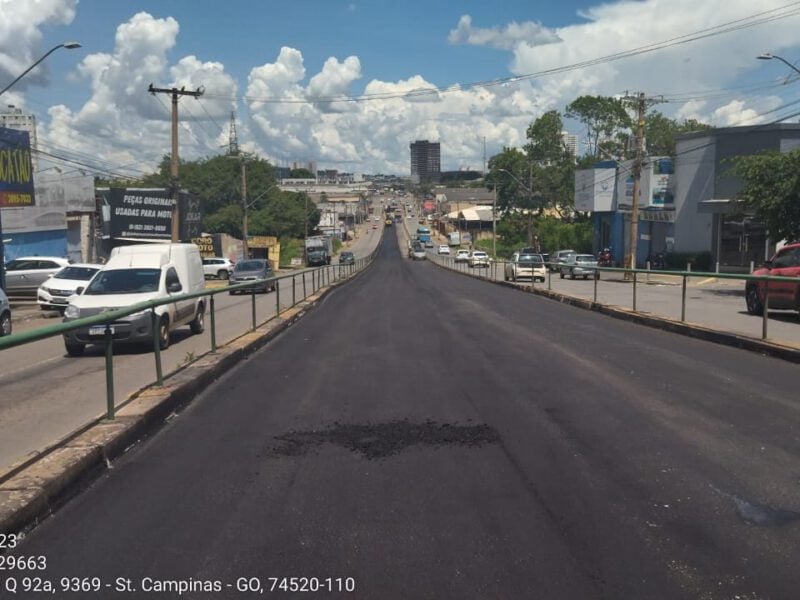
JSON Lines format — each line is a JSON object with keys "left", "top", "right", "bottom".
{"left": 305, "top": 236, "right": 332, "bottom": 266}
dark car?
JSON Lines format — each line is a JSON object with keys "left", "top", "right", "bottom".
{"left": 339, "top": 251, "right": 355, "bottom": 265}
{"left": 228, "top": 259, "right": 275, "bottom": 294}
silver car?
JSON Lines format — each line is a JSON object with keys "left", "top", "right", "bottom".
{"left": 0, "top": 287, "right": 11, "bottom": 337}
{"left": 560, "top": 254, "right": 599, "bottom": 280}
{"left": 3, "top": 257, "right": 71, "bottom": 295}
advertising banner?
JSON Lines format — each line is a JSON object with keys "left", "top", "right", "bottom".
{"left": 0, "top": 127, "right": 35, "bottom": 208}
{"left": 108, "top": 188, "right": 175, "bottom": 239}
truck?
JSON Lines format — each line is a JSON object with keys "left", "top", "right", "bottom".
{"left": 416, "top": 226, "right": 431, "bottom": 244}
{"left": 305, "top": 236, "right": 332, "bottom": 266}
{"left": 448, "top": 231, "right": 461, "bottom": 246}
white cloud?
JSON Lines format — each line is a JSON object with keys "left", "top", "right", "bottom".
{"left": 0, "top": 0, "right": 77, "bottom": 89}
{"left": 448, "top": 14, "right": 560, "bottom": 50}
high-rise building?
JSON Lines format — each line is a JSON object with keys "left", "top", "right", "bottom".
{"left": 410, "top": 140, "right": 441, "bottom": 184}
{"left": 561, "top": 131, "right": 578, "bottom": 158}
{"left": 1, "top": 105, "right": 38, "bottom": 167}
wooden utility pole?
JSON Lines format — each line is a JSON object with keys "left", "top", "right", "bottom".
{"left": 624, "top": 91, "right": 662, "bottom": 274}
{"left": 241, "top": 158, "right": 248, "bottom": 260}
{"left": 148, "top": 84, "right": 204, "bottom": 241}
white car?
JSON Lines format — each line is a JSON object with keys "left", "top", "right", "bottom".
{"left": 468, "top": 251, "right": 490, "bottom": 268}
{"left": 504, "top": 252, "right": 546, "bottom": 282}
{"left": 438, "top": 245, "right": 451, "bottom": 255}
{"left": 38, "top": 263, "right": 103, "bottom": 311}
{"left": 454, "top": 249, "right": 471, "bottom": 263}
{"left": 202, "top": 257, "right": 235, "bottom": 280}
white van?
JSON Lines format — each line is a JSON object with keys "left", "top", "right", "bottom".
{"left": 62, "top": 243, "right": 206, "bottom": 356}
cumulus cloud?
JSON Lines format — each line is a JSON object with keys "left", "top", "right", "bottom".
{"left": 0, "top": 0, "right": 77, "bottom": 89}
{"left": 448, "top": 14, "right": 560, "bottom": 50}
{"left": 39, "top": 11, "right": 237, "bottom": 176}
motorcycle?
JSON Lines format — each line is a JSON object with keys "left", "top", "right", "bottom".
{"left": 597, "top": 249, "right": 613, "bottom": 267}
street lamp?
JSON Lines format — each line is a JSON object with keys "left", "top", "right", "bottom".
{"left": 756, "top": 52, "right": 800, "bottom": 76}
{"left": 0, "top": 41, "right": 81, "bottom": 292}
{"left": 0, "top": 42, "right": 82, "bottom": 97}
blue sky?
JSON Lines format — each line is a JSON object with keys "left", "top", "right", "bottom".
{"left": 3, "top": 0, "right": 800, "bottom": 176}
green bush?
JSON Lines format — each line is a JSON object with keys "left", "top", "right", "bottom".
{"left": 279, "top": 238, "right": 304, "bottom": 268}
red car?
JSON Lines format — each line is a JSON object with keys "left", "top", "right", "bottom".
{"left": 745, "top": 241, "right": 800, "bottom": 315}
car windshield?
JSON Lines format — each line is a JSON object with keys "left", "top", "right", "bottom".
{"left": 54, "top": 266, "right": 99, "bottom": 280}
{"left": 518, "top": 255, "right": 542, "bottom": 264}
{"left": 235, "top": 260, "right": 267, "bottom": 272}
{"left": 84, "top": 269, "right": 160, "bottom": 295}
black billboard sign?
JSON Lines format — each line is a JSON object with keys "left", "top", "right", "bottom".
{"left": 108, "top": 188, "right": 174, "bottom": 239}
{"left": 179, "top": 193, "right": 203, "bottom": 240}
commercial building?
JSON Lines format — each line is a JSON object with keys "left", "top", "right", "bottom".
{"left": 410, "top": 140, "right": 441, "bottom": 184}
{"left": 0, "top": 106, "right": 37, "bottom": 168}
{"left": 574, "top": 123, "right": 800, "bottom": 270}
{"left": 561, "top": 131, "right": 578, "bottom": 158}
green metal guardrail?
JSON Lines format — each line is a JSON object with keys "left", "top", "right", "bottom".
{"left": 0, "top": 244, "right": 381, "bottom": 421}
{"left": 432, "top": 252, "right": 799, "bottom": 343}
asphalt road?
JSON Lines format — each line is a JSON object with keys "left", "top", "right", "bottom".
{"left": 8, "top": 229, "right": 800, "bottom": 599}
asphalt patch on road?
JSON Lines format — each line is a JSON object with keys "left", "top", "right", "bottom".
{"left": 266, "top": 419, "right": 501, "bottom": 460}
{"left": 710, "top": 484, "right": 800, "bottom": 527}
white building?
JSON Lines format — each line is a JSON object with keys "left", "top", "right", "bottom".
{"left": 561, "top": 131, "right": 578, "bottom": 158}
{"left": 1, "top": 105, "right": 38, "bottom": 167}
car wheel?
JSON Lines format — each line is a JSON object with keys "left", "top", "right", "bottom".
{"left": 64, "top": 341, "right": 84, "bottom": 356}
{"left": 158, "top": 316, "right": 171, "bottom": 350}
{"left": 0, "top": 312, "right": 11, "bottom": 337}
{"left": 190, "top": 305, "right": 205, "bottom": 334}
{"left": 218, "top": 270, "right": 229, "bottom": 280}
{"left": 583, "top": 275, "right": 588, "bottom": 280}
{"left": 559, "top": 271, "right": 564, "bottom": 279}
{"left": 745, "top": 284, "right": 764, "bottom": 316}
{"left": 570, "top": 270, "right": 576, "bottom": 280}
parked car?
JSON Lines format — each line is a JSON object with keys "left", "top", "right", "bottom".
{"left": 202, "top": 257, "right": 235, "bottom": 280}
{"left": 438, "top": 245, "right": 451, "bottom": 255}
{"left": 454, "top": 249, "right": 470, "bottom": 263}
{"left": 229, "top": 259, "right": 276, "bottom": 294}
{"left": 745, "top": 241, "right": 800, "bottom": 315}
{"left": 560, "top": 254, "right": 600, "bottom": 280}
{"left": 550, "top": 250, "right": 576, "bottom": 272}
{"left": 339, "top": 251, "right": 355, "bottom": 265}
{"left": 424, "top": 240, "right": 434, "bottom": 248}
{"left": 505, "top": 252, "right": 546, "bottom": 282}
{"left": 3, "top": 257, "right": 71, "bottom": 295}
{"left": 62, "top": 243, "right": 206, "bottom": 356}
{"left": 37, "top": 264, "right": 102, "bottom": 311}
{"left": 0, "top": 287, "right": 11, "bottom": 337}
{"left": 468, "top": 251, "right": 490, "bottom": 268}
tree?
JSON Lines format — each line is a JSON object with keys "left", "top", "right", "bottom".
{"left": 645, "top": 111, "right": 712, "bottom": 156}
{"left": 566, "top": 95, "right": 631, "bottom": 159}
{"left": 731, "top": 149, "right": 800, "bottom": 242}
{"left": 289, "top": 168, "right": 315, "bottom": 179}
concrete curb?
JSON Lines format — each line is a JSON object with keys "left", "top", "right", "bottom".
{"left": 435, "top": 260, "right": 800, "bottom": 365}
{"left": 0, "top": 268, "right": 367, "bottom": 536}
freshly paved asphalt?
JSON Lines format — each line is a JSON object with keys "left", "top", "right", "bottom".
{"left": 8, "top": 230, "right": 800, "bottom": 599}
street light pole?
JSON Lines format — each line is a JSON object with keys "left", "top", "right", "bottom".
{"left": 0, "top": 41, "right": 81, "bottom": 292}
{"left": 492, "top": 183, "right": 497, "bottom": 259}
{"left": 757, "top": 52, "right": 800, "bottom": 76}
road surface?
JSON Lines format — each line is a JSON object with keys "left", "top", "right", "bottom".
{"left": 8, "top": 229, "right": 800, "bottom": 599}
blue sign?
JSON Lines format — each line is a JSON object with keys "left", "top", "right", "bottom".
{"left": 0, "top": 127, "right": 35, "bottom": 208}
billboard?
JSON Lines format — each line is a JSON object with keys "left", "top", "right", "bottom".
{"left": 101, "top": 188, "right": 203, "bottom": 240}
{"left": 0, "top": 127, "right": 35, "bottom": 208}
{"left": 574, "top": 168, "right": 617, "bottom": 212}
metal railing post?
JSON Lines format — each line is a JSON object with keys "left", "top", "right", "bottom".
{"left": 209, "top": 295, "right": 217, "bottom": 352}
{"left": 593, "top": 269, "right": 598, "bottom": 303}
{"left": 292, "top": 275, "right": 296, "bottom": 307}
{"left": 548, "top": 267, "right": 552, "bottom": 290}
{"left": 762, "top": 280, "right": 770, "bottom": 340}
{"left": 251, "top": 290, "right": 257, "bottom": 331}
{"left": 303, "top": 271, "right": 307, "bottom": 299}
{"left": 151, "top": 308, "right": 163, "bottom": 386}
{"left": 681, "top": 275, "right": 687, "bottom": 322}
{"left": 312, "top": 269, "right": 316, "bottom": 293}
{"left": 632, "top": 271, "right": 638, "bottom": 312}
{"left": 104, "top": 324, "right": 115, "bottom": 420}
{"left": 275, "top": 279, "right": 281, "bottom": 315}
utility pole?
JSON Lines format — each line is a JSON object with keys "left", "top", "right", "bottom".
{"left": 241, "top": 158, "right": 248, "bottom": 260}
{"left": 623, "top": 91, "right": 662, "bottom": 273}
{"left": 148, "top": 84, "right": 204, "bottom": 241}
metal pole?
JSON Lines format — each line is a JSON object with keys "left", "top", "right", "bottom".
{"left": 104, "top": 324, "right": 115, "bottom": 420}
{"left": 292, "top": 275, "right": 296, "bottom": 307}
{"left": 548, "top": 267, "right": 552, "bottom": 291}
{"left": 632, "top": 270, "right": 638, "bottom": 312}
{"left": 275, "top": 279, "right": 280, "bottom": 315}
{"left": 593, "top": 269, "right": 598, "bottom": 303}
{"left": 303, "top": 271, "right": 307, "bottom": 299}
{"left": 209, "top": 295, "right": 217, "bottom": 352}
{"left": 151, "top": 309, "right": 163, "bottom": 385}
{"left": 251, "top": 291, "right": 256, "bottom": 331}
{"left": 677, "top": 275, "right": 685, "bottom": 321}
{"left": 762, "top": 280, "right": 769, "bottom": 340}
